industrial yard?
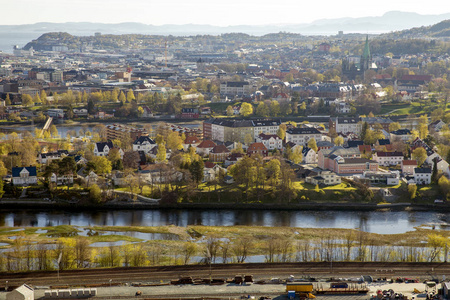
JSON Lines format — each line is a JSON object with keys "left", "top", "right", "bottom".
{"left": 1, "top": 262, "right": 450, "bottom": 300}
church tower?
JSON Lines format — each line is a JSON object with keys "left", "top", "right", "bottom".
{"left": 360, "top": 35, "right": 371, "bottom": 73}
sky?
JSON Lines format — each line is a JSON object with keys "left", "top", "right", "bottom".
{"left": 2, "top": 0, "right": 449, "bottom": 26}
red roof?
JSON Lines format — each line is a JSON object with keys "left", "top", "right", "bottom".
{"left": 184, "top": 135, "right": 200, "bottom": 144}
{"left": 258, "top": 133, "right": 280, "bottom": 140}
{"left": 210, "top": 145, "right": 230, "bottom": 154}
{"left": 204, "top": 161, "right": 216, "bottom": 168}
{"left": 400, "top": 75, "right": 432, "bottom": 82}
{"left": 197, "top": 140, "right": 216, "bottom": 148}
{"left": 375, "top": 151, "right": 403, "bottom": 157}
{"left": 358, "top": 145, "right": 372, "bottom": 152}
{"left": 248, "top": 142, "right": 268, "bottom": 151}
{"left": 402, "top": 160, "right": 417, "bottom": 165}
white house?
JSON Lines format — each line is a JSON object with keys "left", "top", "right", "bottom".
{"left": 132, "top": 136, "right": 157, "bottom": 154}
{"left": 372, "top": 151, "right": 404, "bottom": 166}
{"left": 6, "top": 284, "right": 34, "bottom": 300}
{"left": 401, "top": 160, "right": 417, "bottom": 175}
{"left": 38, "top": 150, "right": 69, "bottom": 165}
{"left": 12, "top": 167, "right": 37, "bottom": 186}
{"left": 330, "top": 117, "right": 361, "bottom": 135}
{"left": 414, "top": 167, "right": 432, "bottom": 185}
{"left": 203, "top": 161, "right": 227, "bottom": 182}
{"left": 255, "top": 133, "right": 282, "bottom": 150}
{"left": 50, "top": 173, "right": 74, "bottom": 185}
{"left": 94, "top": 141, "right": 113, "bottom": 157}
{"left": 305, "top": 170, "right": 341, "bottom": 186}
{"left": 302, "top": 147, "right": 317, "bottom": 164}
{"left": 426, "top": 152, "right": 450, "bottom": 173}
{"left": 111, "top": 171, "right": 135, "bottom": 186}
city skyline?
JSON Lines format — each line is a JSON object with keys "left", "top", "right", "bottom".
{"left": 2, "top": 0, "right": 449, "bottom": 26}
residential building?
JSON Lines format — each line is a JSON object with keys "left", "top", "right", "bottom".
{"left": 12, "top": 167, "right": 37, "bottom": 186}
{"left": 183, "top": 135, "right": 201, "bottom": 151}
{"left": 209, "top": 145, "right": 231, "bottom": 162}
{"left": 138, "top": 164, "right": 182, "bottom": 184}
{"left": 372, "top": 151, "right": 404, "bottom": 166}
{"left": 224, "top": 153, "right": 244, "bottom": 167}
{"left": 401, "top": 160, "right": 417, "bottom": 175}
{"left": 132, "top": 136, "right": 157, "bottom": 154}
{"left": 329, "top": 117, "right": 361, "bottom": 135}
{"left": 255, "top": 133, "right": 282, "bottom": 150}
{"left": 429, "top": 120, "right": 446, "bottom": 132}
{"left": 363, "top": 171, "right": 400, "bottom": 185}
{"left": 361, "top": 117, "right": 394, "bottom": 132}
{"left": 203, "top": 161, "right": 226, "bottom": 182}
{"left": 414, "top": 167, "right": 432, "bottom": 185}
{"left": 50, "top": 173, "right": 74, "bottom": 185}
{"left": 105, "top": 124, "right": 147, "bottom": 141}
{"left": 285, "top": 127, "right": 322, "bottom": 147}
{"left": 247, "top": 142, "right": 268, "bottom": 157}
{"left": 318, "top": 146, "right": 361, "bottom": 170}
{"left": 220, "top": 81, "right": 251, "bottom": 96}
{"left": 390, "top": 129, "right": 412, "bottom": 143}
{"left": 94, "top": 141, "right": 113, "bottom": 157}
{"left": 203, "top": 118, "right": 281, "bottom": 143}
{"left": 305, "top": 169, "right": 341, "bottom": 186}
{"left": 179, "top": 108, "right": 199, "bottom": 119}
{"left": 302, "top": 147, "right": 317, "bottom": 164}
{"left": 196, "top": 140, "right": 217, "bottom": 156}
{"left": 38, "top": 150, "right": 69, "bottom": 164}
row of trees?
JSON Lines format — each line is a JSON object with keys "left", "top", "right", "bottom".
{"left": 1, "top": 232, "right": 448, "bottom": 272}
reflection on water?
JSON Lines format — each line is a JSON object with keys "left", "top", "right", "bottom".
{"left": 0, "top": 209, "right": 448, "bottom": 234}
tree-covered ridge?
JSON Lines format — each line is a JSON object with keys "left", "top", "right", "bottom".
{"left": 383, "top": 19, "right": 450, "bottom": 39}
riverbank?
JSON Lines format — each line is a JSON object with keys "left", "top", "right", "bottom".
{"left": 0, "top": 198, "right": 447, "bottom": 212}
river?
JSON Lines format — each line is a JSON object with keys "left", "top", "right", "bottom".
{"left": 0, "top": 209, "right": 447, "bottom": 234}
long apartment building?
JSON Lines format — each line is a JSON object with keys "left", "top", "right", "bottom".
{"left": 106, "top": 124, "right": 148, "bottom": 141}
{"left": 203, "top": 118, "right": 281, "bottom": 143}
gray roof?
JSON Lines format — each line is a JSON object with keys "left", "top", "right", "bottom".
{"left": 287, "top": 128, "right": 321, "bottom": 135}
{"left": 320, "top": 146, "right": 360, "bottom": 158}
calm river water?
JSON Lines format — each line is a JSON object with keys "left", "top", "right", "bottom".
{"left": 0, "top": 209, "right": 447, "bottom": 234}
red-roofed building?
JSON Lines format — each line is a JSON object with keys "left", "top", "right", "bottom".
{"left": 196, "top": 140, "right": 217, "bottom": 156}
{"left": 255, "top": 133, "right": 282, "bottom": 150}
{"left": 183, "top": 135, "right": 201, "bottom": 151}
{"left": 225, "top": 153, "right": 244, "bottom": 167}
{"left": 358, "top": 145, "right": 372, "bottom": 157}
{"left": 247, "top": 142, "right": 268, "bottom": 157}
{"left": 398, "top": 75, "right": 432, "bottom": 92}
{"left": 209, "top": 145, "right": 230, "bottom": 162}
{"left": 203, "top": 161, "right": 227, "bottom": 182}
{"left": 402, "top": 160, "right": 417, "bottom": 175}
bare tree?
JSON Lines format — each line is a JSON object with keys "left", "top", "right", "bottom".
{"left": 221, "top": 240, "right": 231, "bottom": 264}
{"left": 36, "top": 243, "right": 50, "bottom": 270}
{"left": 75, "top": 237, "right": 90, "bottom": 268}
{"left": 232, "top": 237, "right": 253, "bottom": 263}
{"left": 181, "top": 242, "right": 197, "bottom": 265}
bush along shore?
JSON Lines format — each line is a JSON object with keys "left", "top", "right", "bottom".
{"left": 0, "top": 224, "right": 448, "bottom": 272}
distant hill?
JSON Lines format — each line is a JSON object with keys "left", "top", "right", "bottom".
{"left": 1, "top": 11, "right": 450, "bottom": 36}
{"left": 382, "top": 19, "right": 450, "bottom": 38}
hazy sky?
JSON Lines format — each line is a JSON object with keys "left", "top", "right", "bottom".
{"left": 2, "top": 0, "right": 449, "bottom": 26}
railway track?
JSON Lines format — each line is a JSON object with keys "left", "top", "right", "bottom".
{"left": 0, "top": 262, "right": 447, "bottom": 287}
